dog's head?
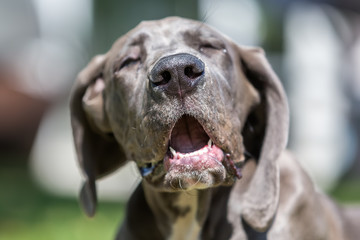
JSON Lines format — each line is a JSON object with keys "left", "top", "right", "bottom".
{"left": 70, "top": 17, "right": 288, "bottom": 231}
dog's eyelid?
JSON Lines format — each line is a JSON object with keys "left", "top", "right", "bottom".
{"left": 201, "top": 40, "right": 221, "bottom": 47}
{"left": 122, "top": 57, "right": 140, "bottom": 68}
{"left": 199, "top": 41, "right": 227, "bottom": 54}
{"left": 200, "top": 43, "right": 218, "bottom": 49}
{"left": 113, "top": 47, "right": 142, "bottom": 73}
{"left": 113, "top": 58, "right": 139, "bottom": 75}
{"left": 115, "top": 57, "right": 140, "bottom": 72}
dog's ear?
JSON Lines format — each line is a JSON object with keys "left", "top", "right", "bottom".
{"left": 237, "top": 46, "right": 289, "bottom": 231}
{"left": 70, "top": 55, "right": 127, "bottom": 217}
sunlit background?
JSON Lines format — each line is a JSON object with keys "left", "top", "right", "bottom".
{"left": 1, "top": 0, "right": 360, "bottom": 239}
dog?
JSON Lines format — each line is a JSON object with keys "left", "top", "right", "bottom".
{"left": 70, "top": 17, "right": 360, "bottom": 239}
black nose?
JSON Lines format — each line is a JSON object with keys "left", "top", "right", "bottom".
{"left": 149, "top": 53, "right": 205, "bottom": 96}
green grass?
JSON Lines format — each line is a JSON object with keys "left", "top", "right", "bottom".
{"left": 0, "top": 155, "right": 359, "bottom": 240}
{"left": 0, "top": 159, "right": 125, "bottom": 240}
{"left": 330, "top": 179, "right": 360, "bottom": 204}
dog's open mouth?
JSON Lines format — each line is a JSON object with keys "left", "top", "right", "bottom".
{"left": 164, "top": 115, "right": 224, "bottom": 171}
{"left": 140, "top": 115, "right": 242, "bottom": 183}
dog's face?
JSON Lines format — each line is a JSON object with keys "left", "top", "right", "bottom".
{"left": 71, "top": 17, "right": 288, "bottom": 230}
{"left": 102, "top": 17, "right": 259, "bottom": 190}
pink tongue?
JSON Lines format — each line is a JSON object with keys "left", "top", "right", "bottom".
{"left": 170, "top": 115, "right": 209, "bottom": 153}
{"left": 164, "top": 145, "right": 224, "bottom": 171}
{"left": 165, "top": 115, "right": 224, "bottom": 172}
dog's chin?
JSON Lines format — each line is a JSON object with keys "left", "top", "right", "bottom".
{"left": 162, "top": 142, "right": 227, "bottom": 190}
{"left": 142, "top": 154, "right": 235, "bottom": 192}
{"left": 140, "top": 115, "right": 242, "bottom": 191}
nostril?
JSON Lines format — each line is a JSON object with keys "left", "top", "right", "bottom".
{"left": 184, "top": 66, "right": 203, "bottom": 79}
{"left": 184, "top": 67, "right": 193, "bottom": 78}
{"left": 152, "top": 71, "right": 172, "bottom": 87}
{"left": 161, "top": 71, "right": 171, "bottom": 82}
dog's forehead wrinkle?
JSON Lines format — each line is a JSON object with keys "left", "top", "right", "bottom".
{"left": 138, "top": 20, "right": 216, "bottom": 53}
{"left": 127, "top": 31, "right": 149, "bottom": 45}
{"left": 183, "top": 28, "right": 221, "bottom": 43}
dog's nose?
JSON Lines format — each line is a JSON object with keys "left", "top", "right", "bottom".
{"left": 149, "top": 53, "right": 205, "bottom": 96}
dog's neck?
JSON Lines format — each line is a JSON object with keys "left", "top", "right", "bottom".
{"left": 143, "top": 182, "right": 213, "bottom": 240}
{"left": 139, "top": 160, "right": 258, "bottom": 240}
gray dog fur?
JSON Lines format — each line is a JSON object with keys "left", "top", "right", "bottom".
{"left": 70, "top": 17, "right": 360, "bottom": 239}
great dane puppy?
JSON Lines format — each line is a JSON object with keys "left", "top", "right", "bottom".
{"left": 70, "top": 17, "right": 360, "bottom": 239}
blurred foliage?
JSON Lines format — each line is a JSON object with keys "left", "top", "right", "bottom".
{"left": 0, "top": 156, "right": 125, "bottom": 240}
{"left": 330, "top": 179, "right": 360, "bottom": 204}
{"left": 258, "top": 1, "right": 286, "bottom": 53}
{"left": 92, "top": 0, "right": 198, "bottom": 54}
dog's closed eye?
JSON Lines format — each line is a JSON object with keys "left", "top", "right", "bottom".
{"left": 199, "top": 42, "right": 226, "bottom": 54}
{"left": 113, "top": 46, "right": 142, "bottom": 73}
{"left": 119, "top": 57, "right": 140, "bottom": 70}
{"left": 197, "top": 36, "right": 226, "bottom": 53}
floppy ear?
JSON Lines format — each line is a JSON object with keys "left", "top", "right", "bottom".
{"left": 70, "top": 55, "right": 127, "bottom": 217}
{"left": 238, "top": 46, "right": 289, "bottom": 231}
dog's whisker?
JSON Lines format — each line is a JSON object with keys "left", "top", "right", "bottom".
{"left": 178, "top": 179, "right": 183, "bottom": 190}
{"left": 195, "top": 174, "right": 203, "bottom": 186}
{"left": 193, "top": 174, "right": 203, "bottom": 189}
{"left": 183, "top": 175, "right": 203, "bottom": 196}
{"left": 170, "top": 179, "right": 176, "bottom": 190}
{"left": 198, "top": 0, "right": 219, "bottom": 26}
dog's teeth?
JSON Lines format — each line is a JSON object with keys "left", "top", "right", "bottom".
{"left": 208, "top": 139, "right": 212, "bottom": 147}
{"left": 169, "top": 146, "right": 177, "bottom": 157}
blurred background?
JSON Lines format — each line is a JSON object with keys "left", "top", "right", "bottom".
{"left": 1, "top": 0, "right": 360, "bottom": 239}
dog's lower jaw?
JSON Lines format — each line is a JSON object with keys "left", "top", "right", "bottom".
{"left": 142, "top": 181, "right": 212, "bottom": 240}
